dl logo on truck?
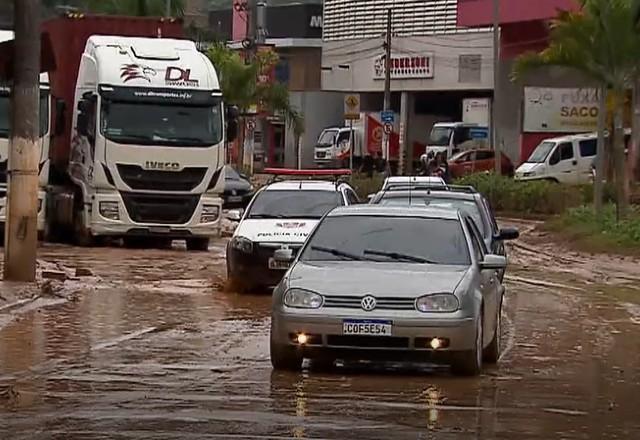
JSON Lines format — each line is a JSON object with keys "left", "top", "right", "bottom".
{"left": 144, "top": 161, "right": 181, "bottom": 171}
{"left": 165, "top": 67, "right": 199, "bottom": 87}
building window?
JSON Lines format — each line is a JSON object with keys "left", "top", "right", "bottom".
{"left": 458, "top": 54, "right": 482, "bottom": 83}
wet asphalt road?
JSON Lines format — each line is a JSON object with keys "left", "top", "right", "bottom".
{"left": 1, "top": 223, "right": 640, "bottom": 439}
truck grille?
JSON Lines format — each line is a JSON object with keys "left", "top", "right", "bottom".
{"left": 117, "top": 164, "right": 207, "bottom": 191}
{"left": 121, "top": 193, "right": 200, "bottom": 225}
{"left": 323, "top": 295, "right": 416, "bottom": 311}
{"left": 0, "top": 160, "right": 6, "bottom": 184}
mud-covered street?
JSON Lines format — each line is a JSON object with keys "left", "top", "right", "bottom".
{"left": 1, "top": 221, "right": 639, "bottom": 439}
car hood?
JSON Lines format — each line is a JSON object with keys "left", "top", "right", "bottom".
{"left": 289, "top": 261, "right": 469, "bottom": 297}
{"left": 235, "top": 219, "right": 320, "bottom": 243}
{"left": 515, "top": 162, "right": 543, "bottom": 174}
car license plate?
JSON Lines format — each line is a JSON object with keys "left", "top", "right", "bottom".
{"left": 268, "top": 258, "right": 290, "bottom": 270}
{"left": 343, "top": 319, "right": 392, "bottom": 336}
{"left": 228, "top": 196, "right": 242, "bottom": 202}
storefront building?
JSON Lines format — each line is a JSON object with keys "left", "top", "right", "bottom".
{"left": 321, "top": 0, "right": 495, "bottom": 168}
{"left": 457, "top": 0, "right": 602, "bottom": 162}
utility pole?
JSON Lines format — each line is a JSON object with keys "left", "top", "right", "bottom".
{"left": 4, "top": 0, "right": 40, "bottom": 282}
{"left": 382, "top": 8, "right": 392, "bottom": 175}
{"left": 492, "top": 0, "right": 502, "bottom": 174}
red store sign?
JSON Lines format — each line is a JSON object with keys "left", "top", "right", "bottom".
{"left": 373, "top": 53, "right": 434, "bottom": 80}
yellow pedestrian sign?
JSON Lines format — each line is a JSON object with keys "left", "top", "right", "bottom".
{"left": 344, "top": 94, "right": 361, "bottom": 120}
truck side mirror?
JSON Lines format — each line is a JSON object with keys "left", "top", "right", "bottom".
{"left": 77, "top": 112, "right": 89, "bottom": 137}
{"left": 54, "top": 98, "right": 66, "bottom": 136}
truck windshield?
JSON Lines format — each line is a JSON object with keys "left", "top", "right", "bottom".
{"left": 0, "top": 92, "right": 49, "bottom": 139}
{"left": 101, "top": 100, "right": 223, "bottom": 147}
{"left": 527, "top": 141, "right": 556, "bottom": 163}
{"left": 317, "top": 129, "right": 338, "bottom": 146}
{"left": 429, "top": 126, "right": 453, "bottom": 146}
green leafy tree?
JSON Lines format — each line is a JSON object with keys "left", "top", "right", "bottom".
{"left": 207, "top": 43, "right": 304, "bottom": 168}
{"left": 512, "top": 0, "right": 640, "bottom": 219}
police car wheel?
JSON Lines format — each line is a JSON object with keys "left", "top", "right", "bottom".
{"left": 186, "top": 238, "right": 210, "bottom": 252}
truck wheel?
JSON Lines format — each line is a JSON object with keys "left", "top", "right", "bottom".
{"left": 451, "top": 312, "right": 483, "bottom": 376}
{"left": 186, "top": 237, "right": 210, "bottom": 252}
{"left": 74, "top": 208, "right": 94, "bottom": 247}
{"left": 270, "top": 338, "right": 303, "bottom": 371}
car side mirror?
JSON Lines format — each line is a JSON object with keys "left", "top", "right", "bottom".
{"left": 480, "top": 254, "right": 507, "bottom": 271}
{"left": 226, "top": 209, "right": 243, "bottom": 222}
{"left": 367, "top": 194, "right": 375, "bottom": 202}
{"left": 54, "top": 98, "right": 66, "bottom": 136}
{"left": 274, "top": 248, "right": 294, "bottom": 263}
{"left": 496, "top": 227, "right": 519, "bottom": 241}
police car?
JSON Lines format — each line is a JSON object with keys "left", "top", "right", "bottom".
{"left": 226, "top": 168, "right": 359, "bottom": 291}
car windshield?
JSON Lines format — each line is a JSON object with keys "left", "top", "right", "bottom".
{"left": 317, "top": 129, "right": 338, "bottom": 145}
{"left": 225, "top": 166, "right": 241, "bottom": 180}
{"left": 428, "top": 127, "right": 453, "bottom": 146}
{"left": 377, "top": 196, "right": 488, "bottom": 236}
{"left": 0, "top": 92, "right": 49, "bottom": 139}
{"left": 527, "top": 141, "right": 556, "bottom": 163}
{"left": 300, "top": 215, "right": 470, "bottom": 265}
{"left": 101, "top": 99, "right": 223, "bottom": 147}
{"left": 247, "top": 190, "right": 342, "bottom": 219}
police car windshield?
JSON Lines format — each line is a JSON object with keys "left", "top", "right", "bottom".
{"left": 247, "top": 190, "right": 342, "bottom": 219}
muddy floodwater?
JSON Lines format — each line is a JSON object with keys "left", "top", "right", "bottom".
{"left": 1, "top": 221, "right": 640, "bottom": 439}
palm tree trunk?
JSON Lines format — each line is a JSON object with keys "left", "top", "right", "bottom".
{"left": 613, "top": 95, "right": 628, "bottom": 220}
{"left": 594, "top": 86, "right": 607, "bottom": 215}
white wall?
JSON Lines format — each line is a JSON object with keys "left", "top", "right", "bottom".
{"left": 285, "top": 91, "right": 345, "bottom": 168}
{"left": 322, "top": 33, "right": 494, "bottom": 92}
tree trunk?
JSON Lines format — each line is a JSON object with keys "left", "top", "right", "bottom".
{"left": 613, "top": 96, "right": 628, "bottom": 220}
{"left": 236, "top": 117, "right": 245, "bottom": 170}
{"left": 4, "top": 0, "right": 40, "bottom": 282}
{"left": 594, "top": 86, "right": 607, "bottom": 215}
{"left": 631, "top": 79, "right": 640, "bottom": 192}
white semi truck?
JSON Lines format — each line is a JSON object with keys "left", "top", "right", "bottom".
{"left": 0, "top": 30, "right": 50, "bottom": 235}
{"left": 36, "top": 15, "right": 236, "bottom": 250}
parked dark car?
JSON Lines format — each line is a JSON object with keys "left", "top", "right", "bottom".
{"left": 223, "top": 166, "right": 255, "bottom": 209}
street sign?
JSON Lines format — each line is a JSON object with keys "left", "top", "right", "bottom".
{"left": 383, "top": 122, "right": 393, "bottom": 135}
{"left": 381, "top": 110, "right": 394, "bottom": 123}
{"left": 344, "top": 94, "right": 360, "bottom": 120}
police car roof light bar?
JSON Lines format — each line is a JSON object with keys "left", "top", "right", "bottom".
{"left": 264, "top": 168, "right": 352, "bottom": 184}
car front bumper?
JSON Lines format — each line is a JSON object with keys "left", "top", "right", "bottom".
{"left": 271, "top": 310, "right": 477, "bottom": 360}
{"left": 227, "top": 244, "right": 301, "bottom": 288}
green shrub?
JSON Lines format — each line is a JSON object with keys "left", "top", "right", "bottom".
{"left": 454, "top": 174, "right": 586, "bottom": 215}
{"left": 549, "top": 204, "right": 640, "bottom": 252}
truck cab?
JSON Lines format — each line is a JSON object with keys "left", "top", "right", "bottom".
{"left": 426, "top": 122, "right": 489, "bottom": 159}
{"left": 49, "top": 35, "right": 230, "bottom": 250}
{"left": 0, "top": 31, "right": 50, "bottom": 234}
{"left": 314, "top": 126, "right": 362, "bottom": 168}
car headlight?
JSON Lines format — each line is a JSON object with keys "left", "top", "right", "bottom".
{"left": 99, "top": 201, "right": 120, "bottom": 220}
{"left": 201, "top": 205, "right": 220, "bottom": 223}
{"left": 416, "top": 294, "right": 459, "bottom": 313}
{"left": 231, "top": 236, "right": 253, "bottom": 254}
{"left": 523, "top": 171, "right": 536, "bottom": 177}
{"left": 284, "top": 288, "right": 323, "bottom": 309}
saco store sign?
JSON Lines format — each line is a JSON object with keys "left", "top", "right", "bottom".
{"left": 373, "top": 53, "right": 434, "bottom": 80}
{"left": 523, "top": 87, "right": 599, "bottom": 133}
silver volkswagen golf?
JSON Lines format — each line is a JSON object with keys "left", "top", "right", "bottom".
{"left": 270, "top": 206, "right": 507, "bottom": 376}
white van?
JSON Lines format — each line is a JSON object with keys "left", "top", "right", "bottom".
{"left": 516, "top": 131, "right": 630, "bottom": 184}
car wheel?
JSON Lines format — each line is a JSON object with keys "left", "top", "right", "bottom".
{"left": 270, "top": 338, "right": 303, "bottom": 371}
{"left": 483, "top": 305, "right": 501, "bottom": 364}
{"left": 451, "top": 310, "right": 483, "bottom": 376}
{"left": 186, "top": 237, "right": 210, "bottom": 252}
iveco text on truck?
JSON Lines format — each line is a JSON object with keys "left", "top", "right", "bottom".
{"left": 36, "top": 15, "right": 237, "bottom": 250}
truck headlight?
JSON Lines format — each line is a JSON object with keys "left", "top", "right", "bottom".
{"left": 230, "top": 236, "right": 253, "bottom": 254}
{"left": 284, "top": 288, "right": 323, "bottom": 309}
{"left": 99, "top": 201, "right": 120, "bottom": 220}
{"left": 201, "top": 205, "right": 220, "bottom": 223}
{"left": 416, "top": 294, "right": 459, "bottom": 313}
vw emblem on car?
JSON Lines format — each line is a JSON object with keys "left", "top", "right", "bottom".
{"left": 361, "top": 295, "right": 377, "bottom": 311}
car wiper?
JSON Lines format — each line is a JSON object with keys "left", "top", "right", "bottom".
{"left": 247, "top": 214, "right": 287, "bottom": 219}
{"left": 363, "top": 249, "right": 436, "bottom": 264}
{"left": 311, "top": 245, "right": 364, "bottom": 261}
